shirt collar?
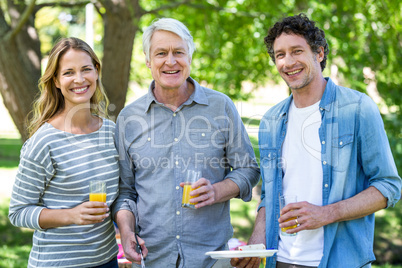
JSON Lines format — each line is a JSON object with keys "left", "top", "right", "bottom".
{"left": 143, "top": 77, "right": 209, "bottom": 113}
{"left": 319, "top": 77, "right": 336, "bottom": 112}
{"left": 278, "top": 77, "right": 336, "bottom": 118}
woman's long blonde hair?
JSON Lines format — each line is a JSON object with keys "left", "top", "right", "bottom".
{"left": 27, "top": 37, "right": 109, "bottom": 137}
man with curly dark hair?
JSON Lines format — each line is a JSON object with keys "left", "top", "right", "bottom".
{"left": 231, "top": 13, "right": 400, "bottom": 268}
{"left": 264, "top": 13, "right": 329, "bottom": 72}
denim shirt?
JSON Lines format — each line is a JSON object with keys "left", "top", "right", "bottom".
{"left": 258, "top": 78, "right": 401, "bottom": 268}
{"left": 113, "top": 77, "right": 260, "bottom": 268}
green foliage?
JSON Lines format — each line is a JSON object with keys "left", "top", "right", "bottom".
{"left": 374, "top": 266, "right": 402, "bottom": 268}
{"left": 306, "top": 0, "right": 402, "bottom": 175}
{"left": 0, "top": 199, "right": 32, "bottom": 268}
{"left": 133, "top": 2, "right": 402, "bottom": 173}
{"left": 0, "top": 139, "right": 22, "bottom": 168}
{"left": 230, "top": 198, "right": 259, "bottom": 243}
{"left": 35, "top": 7, "right": 73, "bottom": 55}
{"left": 374, "top": 202, "right": 402, "bottom": 264}
{"left": 31, "top": 1, "right": 401, "bottom": 171}
{"left": 383, "top": 109, "right": 402, "bottom": 176}
{"left": 35, "top": 5, "right": 104, "bottom": 58}
{"left": 0, "top": 245, "right": 32, "bottom": 268}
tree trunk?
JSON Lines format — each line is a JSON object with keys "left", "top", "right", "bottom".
{"left": 0, "top": 0, "right": 144, "bottom": 140}
{"left": 100, "top": 0, "right": 143, "bottom": 121}
{"left": 0, "top": 2, "right": 41, "bottom": 141}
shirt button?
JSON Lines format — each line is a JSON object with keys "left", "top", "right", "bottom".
{"left": 176, "top": 211, "right": 180, "bottom": 215}
{"left": 176, "top": 186, "right": 180, "bottom": 190}
{"left": 322, "top": 141, "right": 325, "bottom": 145}
{"left": 176, "top": 235, "right": 180, "bottom": 239}
{"left": 173, "top": 113, "right": 177, "bottom": 117}
{"left": 325, "top": 184, "right": 329, "bottom": 188}
{"left": 174, "top": 138, "right": 178, "bottom": 142}
{"left": 320, "top": 107, "right": 323, "bottom": 111}
{"left": 339, "top": 141, "right": 343, "bottom": 145}
{"left": 323, "top": 161, "right": 327, "bottom": 165}
{"left": 201, "top": 133, "right": 205, "bottom": 137}
{"left": 175, "top": 161, "right": 179, "bottom": 165}
{"left": 147, "top": 137, "right": 151, "bottom": 141}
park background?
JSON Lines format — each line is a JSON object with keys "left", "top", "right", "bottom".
{"left": 0, "top": 0, "right": 401, "bottom": 267}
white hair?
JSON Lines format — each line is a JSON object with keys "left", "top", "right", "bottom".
{"left": 142, "top": 18, "right": 196, "bottom": 62}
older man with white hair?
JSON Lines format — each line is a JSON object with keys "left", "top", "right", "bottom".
{"left": 112, "top": 18, "right": 260, "bottom": 268}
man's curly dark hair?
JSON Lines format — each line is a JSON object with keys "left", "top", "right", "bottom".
{"left": 264, "top": 13, "right": 329, "bottom": 71}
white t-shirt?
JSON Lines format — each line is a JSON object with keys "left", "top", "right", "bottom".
{"left": 278, "top": 100, "right": 324, "bottom": 266}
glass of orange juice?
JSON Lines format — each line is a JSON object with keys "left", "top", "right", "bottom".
{"left": 279, "top": 194, "right": 298, "bottom": 236}
{"left": 182, "top": 170, "right": 201, "bottom": 209}
{"left": 90, "top": 180, "right": 106, "bottom": 214}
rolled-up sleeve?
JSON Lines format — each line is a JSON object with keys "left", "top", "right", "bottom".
{"left": 358, "top": 95, "right": 401, "bottom": 208}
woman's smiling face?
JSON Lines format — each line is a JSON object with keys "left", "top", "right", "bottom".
{"left": 54, "top": 49, "right": 98, "bottom": 110}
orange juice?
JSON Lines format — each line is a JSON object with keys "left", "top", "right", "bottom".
{"left": 281, "top": 216, "right": 297, "bottom": 232}
{"left": 279, "top": 195, "right": 297, "bottom": 236}
{"left": 90, "top": 193, "right": 107, "bottom": 215}
{"left": 182, "top": 183, "right": 199, "bottom": 208}
{"left": 90, "top": 193, "right": 106, "bottom": 202}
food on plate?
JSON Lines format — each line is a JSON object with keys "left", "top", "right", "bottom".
{"left": 238, "top": 244, "right": 266, "bottom": 251}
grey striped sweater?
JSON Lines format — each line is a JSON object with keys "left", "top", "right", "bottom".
{"left": 9, "top": 119, "right": 119, "bottom": 267}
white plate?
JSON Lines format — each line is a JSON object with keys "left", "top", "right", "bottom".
{"left": 205, "top": 249, "right": 278, "bottom": 259}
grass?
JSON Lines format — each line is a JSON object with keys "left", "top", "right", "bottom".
{"left": 0, "top": 199, "right": 32, "bottom": 268}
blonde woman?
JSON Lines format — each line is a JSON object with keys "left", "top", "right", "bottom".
{"left": 9, "top": 37, "right": 119, "bottom": 268}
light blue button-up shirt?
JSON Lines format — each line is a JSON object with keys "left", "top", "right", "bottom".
{"left": 258, "top": 78, "right": 401, "bottom": 268}
{"left": 113, "top": 77, "right": 260, "bottom": 268}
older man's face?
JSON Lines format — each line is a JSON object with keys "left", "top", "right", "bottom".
{"left": 146, "top": 30, "right": 191, "bottom": 92}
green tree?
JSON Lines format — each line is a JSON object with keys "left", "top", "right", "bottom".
{"left": 0, "top": 0, "right": 40, "bottom": 141}
{"left": 0, "top": 1, "right": 400, "bottom": 174}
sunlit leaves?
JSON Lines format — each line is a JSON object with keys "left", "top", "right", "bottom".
{"left": 27, "top": 0, "right": 402, "bottom": 174}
